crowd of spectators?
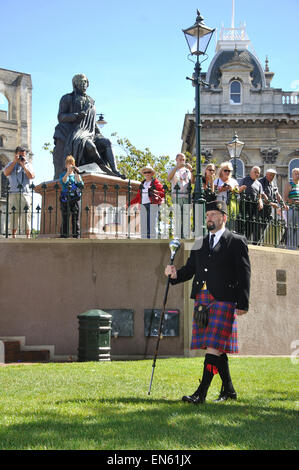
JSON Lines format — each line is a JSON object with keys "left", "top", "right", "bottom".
{"left": 166, "top": 154, "right": 299, "bottom": 248}
{"left": 3, "top": 148, "right": 299, "bottom": 248}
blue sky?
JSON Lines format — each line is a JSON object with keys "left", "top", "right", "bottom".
{"left": 1, "top": 0, "right": 299, "bottom": 184}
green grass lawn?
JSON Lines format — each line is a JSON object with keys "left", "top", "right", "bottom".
{"left": 0, "top": 357, "right": 298, "bottom": 450}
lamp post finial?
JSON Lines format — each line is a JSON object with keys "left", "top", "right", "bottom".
{"left": 196, "top": 10, "right": 204, "bottom": 23}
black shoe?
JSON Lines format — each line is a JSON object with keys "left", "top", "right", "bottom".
{"left": 182, "top": 383, "right": 206, "bottom": 404}
{"left": 214, "top": 385, "right": 237, "bottom": 402}
{"left": 182, "top": 390, "right": 200, "bottom": 403}
{"left": 192, "top": 393, "right": 206, "bottom": 405}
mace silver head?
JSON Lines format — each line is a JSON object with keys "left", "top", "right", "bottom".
{"left": 169, "top": 239, "right": 181, "bottom": 261}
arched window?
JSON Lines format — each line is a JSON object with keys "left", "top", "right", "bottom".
{"left": 289, "top": 158, "right": 299, "bottom": 180}
{"left": 0, "top": 93, "right": 9, "bottom": 119}
{"left": 0, "top": 136, "right": 3, "bottom": 147}
{"left": 229, "top": 158, "right": 245, "bottom": 184}
{"left": 230, "top": 80, "right": 242, "bottom": 105}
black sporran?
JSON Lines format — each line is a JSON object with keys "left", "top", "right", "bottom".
{"left": 194, "top": 302, "right": 214, "bottom": 328}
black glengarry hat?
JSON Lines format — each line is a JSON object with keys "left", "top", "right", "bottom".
{"left": 206, "top": 200, "right": 228, "bottom": 215}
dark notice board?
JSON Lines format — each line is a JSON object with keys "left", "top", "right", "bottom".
{"left": 144, "top": 309, "right": 180, "bottom": 337}
{"left": 105, "top": 309, "right": 134, "bottom": 337}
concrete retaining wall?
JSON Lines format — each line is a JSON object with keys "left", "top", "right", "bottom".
{"left": 0, "top": 239, "right": 298, "bottom": 359}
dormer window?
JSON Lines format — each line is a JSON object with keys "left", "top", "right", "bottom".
{"left": 230, "top": 80, "right": 242, "bottom": 104}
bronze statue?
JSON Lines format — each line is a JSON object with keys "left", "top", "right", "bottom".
{"left": 52, "top": 74, "right": 125, "bottom": 179}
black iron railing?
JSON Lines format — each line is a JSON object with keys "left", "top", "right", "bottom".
{"left": 0, "top": 182, "right": 298, "bottom": 249}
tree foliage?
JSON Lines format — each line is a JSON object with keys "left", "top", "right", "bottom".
{"left": 113, "top": 134, "right": 171, "bottom": 188}
{"left": 113, "top": 134, "right": 196, "bottom": 189}
{"left": 42, "top": 142, "right": 53, "bottom": 154}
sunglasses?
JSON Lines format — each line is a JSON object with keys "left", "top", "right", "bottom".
{"left": 207, "top": 169, "right": 215, "bottom": 172}
{"left": 143, "top": 171, "right": 153, "bottom": 174}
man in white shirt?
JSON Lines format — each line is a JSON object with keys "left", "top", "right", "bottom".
{"left": 168, "top": 153, "right": 194, "bottom": 238}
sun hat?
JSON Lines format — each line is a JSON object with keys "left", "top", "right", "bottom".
{"left": 140, "top": 164, "right": 156, "bottom": 175}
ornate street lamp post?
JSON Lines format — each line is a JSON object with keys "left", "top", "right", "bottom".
{"left": 226, "top": 133, "right": 244, "bottom": 180}
{"left": 183, "top": 11, "right": 215, "bottom": 235}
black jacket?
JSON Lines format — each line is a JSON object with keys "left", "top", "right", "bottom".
{"left": 171, "top": 229, "right": 251, "bottom": 311}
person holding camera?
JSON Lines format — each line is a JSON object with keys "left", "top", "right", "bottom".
{"left": 129, "top": 164, "right": 164, "bottom": 238}
{"left": 3, "top": 146, "right": 35, "bottom": 238}
{"left": 214, "top": 161, "right": 239, "bottom": 222}
{"left": 203, "top": 163, "right": 217, "bottom": 202}
{"left": 165, "top": 200, "right": 251, "bottom": 404}
{"left": 168, "top": 153, "right": 194, "bottom": 201}
{"left": 168, "top": 153, "right": 195, "bottom": 238}
{"left": 59, "top": 155, "right": 84, "bottom": 238}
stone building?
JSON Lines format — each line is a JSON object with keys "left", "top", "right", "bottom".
{"left": 0, "top": 67, "right": 32, "bottom": 198}
{"left": 181, "top": 22, "right": 299, "bottom": 193}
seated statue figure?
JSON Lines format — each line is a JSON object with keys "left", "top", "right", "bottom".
{"left": 52, "top": 73, "right": 125, "bottom": 179}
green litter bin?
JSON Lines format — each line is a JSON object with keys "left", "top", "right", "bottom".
{"left": 77, "top": 310, "right": 112, "bottom": 361}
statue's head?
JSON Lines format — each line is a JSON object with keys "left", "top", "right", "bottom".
{"left": 72, "top": 74, "right": 89, "bottom": 94}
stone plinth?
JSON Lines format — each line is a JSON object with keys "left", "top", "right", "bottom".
{"left": 34, "top": 173, "right": 140, "bottom": 238}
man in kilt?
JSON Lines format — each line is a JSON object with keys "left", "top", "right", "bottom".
{"left": 165, "top": 200, "right": 251, "bottom": 403}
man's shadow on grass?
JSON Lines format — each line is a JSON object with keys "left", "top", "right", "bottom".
{"left": 55, "top": 394, "right": 296, "bottom": 412}
{"left": 1, "top": 397, "right": 297, "bottom": 451}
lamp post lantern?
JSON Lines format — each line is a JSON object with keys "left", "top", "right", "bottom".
{"left": 183, "top": 11, "right": 215, "bottom": 235}
{"left": 96, "top": 113, "right": 107, "bottom": 129}
{"left": 226, "top": 133, "right": 244, "bottom": 180}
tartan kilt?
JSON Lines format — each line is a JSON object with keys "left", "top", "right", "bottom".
{"left": 191, "top": 289, "right": 238, "bottom": 354}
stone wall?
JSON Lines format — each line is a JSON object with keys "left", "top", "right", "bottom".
{"left": 0, "top": 239, "right": 298, "bottom": 359}
{"left": 0, "top": 68, "right": 33, "bottom": 199}
{"left": 0, "top": 68, "right": 32, "bottom": 159}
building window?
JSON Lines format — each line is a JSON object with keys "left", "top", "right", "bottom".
{"left": 289, "top": 158, "right": 299, "bottom": 180}
{"left": 0, "top": 136, "right": 3, "bottom": 147}
{"left": 230, "top": 80, "right": 242, "bottom": 105}
{"left": 0, "top": 93, "right": 9, "bottom": 119}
